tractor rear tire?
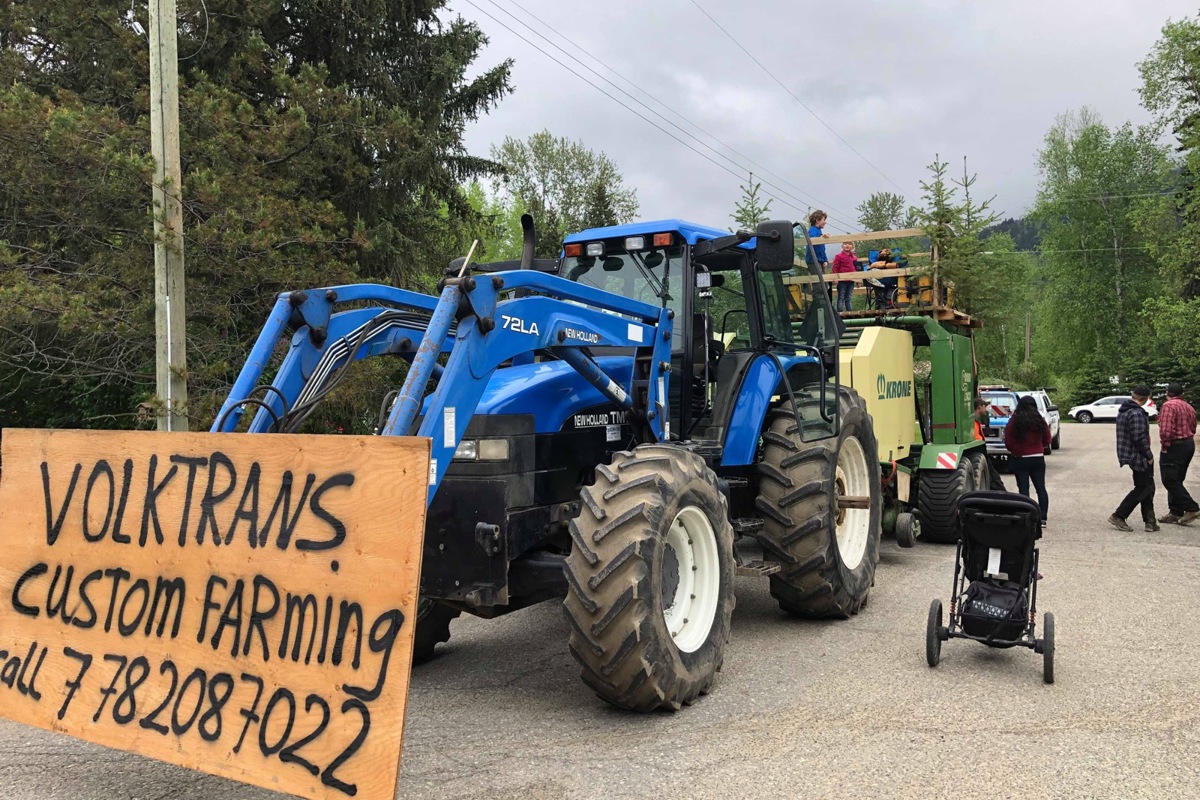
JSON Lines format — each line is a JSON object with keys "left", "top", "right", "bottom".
{"left": 412, "top": 599, "right": 460, "bottom": 664}
{"left": 755, "top": 388, "right": 882, "bottom": 619}
{"left": 918, "top": 452, "right": 977, "bottom": 543}
{"left": 564, "top": 445, "right": 735, "bottom": 711}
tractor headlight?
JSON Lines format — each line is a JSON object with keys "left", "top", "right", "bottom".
{"left": 585, "top": 242, "right": 605, "bottom": 257}
{"left": 452, "top": 438, "right": 510, "bottom": 461}
{"left": 624, "top": 236, "right": 645, "bottom": 251}
{"left": 477, "top": 439, "right": 510, "bottom": 461}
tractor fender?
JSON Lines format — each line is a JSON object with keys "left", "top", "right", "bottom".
{"left": 719, "top": 353, "right": 821, "bottom": 467}
{"left": 917, "top": 441, "right": 985, "bottom": 471}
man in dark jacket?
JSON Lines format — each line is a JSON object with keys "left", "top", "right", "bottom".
{"left": 1109, "top": 385, "right": 1158, "bottom": 532}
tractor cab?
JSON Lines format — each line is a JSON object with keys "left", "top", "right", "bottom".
{"left": 560, "top": 219, "right": 842, "bottom": 448}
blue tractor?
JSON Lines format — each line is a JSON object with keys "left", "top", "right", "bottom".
{"left": 214, "top": 217, "right": 882, "bottom": 711}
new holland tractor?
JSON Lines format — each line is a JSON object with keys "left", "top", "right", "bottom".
{"left": 214, "top": 217, "right": 882, "bottom": 711}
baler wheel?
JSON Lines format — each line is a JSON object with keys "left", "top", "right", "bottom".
{"left": 917, "top": 453, "right": 977, "bottom": 543}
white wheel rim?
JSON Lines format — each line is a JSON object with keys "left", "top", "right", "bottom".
{"left": 661, "top": 505, "right": 720, "bottom": 654}
{"left": 835, "top": 436, "right": 871, "bottom": 570}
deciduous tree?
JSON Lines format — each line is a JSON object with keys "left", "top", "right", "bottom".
{"left": 490, "top": 130, "right": 638, "bottom": 258}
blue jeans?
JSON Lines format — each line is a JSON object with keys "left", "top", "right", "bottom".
{"left": 1011, "top": 456, "right": 1048, "bottom": 521}
{"left": 836, "top": 279, "right": 854, "bottom": 311}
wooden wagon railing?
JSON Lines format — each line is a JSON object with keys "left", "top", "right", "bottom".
{"left": 787, "top": 227, "right": 981, "bottom": 328}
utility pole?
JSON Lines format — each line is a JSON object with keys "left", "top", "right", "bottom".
{"left": 149, "top": 0, "right": 188, "bottom": 430}
{"left": 1024, "top": 311, "right": 1032, "bottom": 363}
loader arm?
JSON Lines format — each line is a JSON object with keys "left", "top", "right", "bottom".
{"left": 216, "top": 271, "right": 674, "bottom": 505}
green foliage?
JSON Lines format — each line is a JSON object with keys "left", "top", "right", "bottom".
{"left": 1137, "top": 15, "right": 1200, "bottom": 137}
{"left": 1064, "top": 355, "right": 1120, "bottom": 408}
{"left": 1029, "top": 109, "right": 1174, "bottom": 375}
{"left": 856, "top": 191, "right": 918, "bottom": 231}
{"left": 983, "top": 218, "right": 1042, "bottom": 251}
{"left": 1142, "top": 296, "right": 1200, "bottom": 378}
{"left": 731, "top": 173, "right": 773, "bottom": 231}
{"left": 489, "top": 130, "right": 638, "bottom": 258}
{"left": 0, "top": 0, "right": 512, "bottom": 427}
{"left": 914, "top": 155, "right": 1005, "bottom": 316}
{"left": 1137, "top": 16, "right": 1200, "bottom": 299}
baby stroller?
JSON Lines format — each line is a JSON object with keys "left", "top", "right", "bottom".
{"left": 925, "top": 490, "right": 1055, "bottom": 683}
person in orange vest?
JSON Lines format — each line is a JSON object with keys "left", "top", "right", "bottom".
{"left": 974, "top": 397, "right": 1007, "bottom": 491}
{"left": 973, "top": 397, "right": 989, "bottom": 441}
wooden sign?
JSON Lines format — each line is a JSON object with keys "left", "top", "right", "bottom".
{"left": 0, "top": 429, "right": 430, "bottom": 800}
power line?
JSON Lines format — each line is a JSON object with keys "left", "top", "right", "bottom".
{"left": 981, "top": 246, "right": 1154, "bottom": 255}
{"left": 461, "top": 0, "right": 862, "bottom": 232}
{"left": 688, "top": 0, "right": 910, "bottom": 200}
{"left": 487, "top": 0, "right": 862, "bottom": 231}
{"left": 1038, "top": 189, "right": 1178, "bottom": 203}
{"left": 469, "top": 0, "right": 858, "bottom": 231}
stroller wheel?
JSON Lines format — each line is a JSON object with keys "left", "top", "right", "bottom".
{"left": 1042, "top": 612, "right": 1055, "bottom": 684}
{"left": 926, "top": 599, "right": 943, "bottom": 667}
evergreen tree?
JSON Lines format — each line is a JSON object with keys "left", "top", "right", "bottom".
{"left": 914, "top": 155, "right": 1007, "bottom": 317}
{"left": 731, "top": 173, "right": 773, "bottom": 230}
{"left": 0, "top": 0, "right": 512, "bottom": 426}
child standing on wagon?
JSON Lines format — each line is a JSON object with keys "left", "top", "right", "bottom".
{"left": 830, "top": 241, "right": 858, "bottom": 312}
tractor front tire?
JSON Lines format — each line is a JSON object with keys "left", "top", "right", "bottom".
{"left": 564, "top": 445, "right": 735, "bottom": 711}
{"left": 756, "top": 388, "right": 882, "bottom": 618}
{"left": 917, "top": 452, "right": 977, "bottom": 543}
{"left": 412, "top": 598, "right": 461, "bottom": 664}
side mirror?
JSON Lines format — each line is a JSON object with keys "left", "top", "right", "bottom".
{"left": 753, "top": 219, "right": 796, "bottom": 271}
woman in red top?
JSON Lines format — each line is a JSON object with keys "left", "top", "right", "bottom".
{"left": 1004, "top": 395, "right": 1052, "bottom": 523}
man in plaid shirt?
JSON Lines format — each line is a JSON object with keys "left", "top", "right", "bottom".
{"left": 1158, "top": 383, "right": 1199, "bottom": 525}
{"left": 1109, "top": 385, "right": 1158, "bottom": 532}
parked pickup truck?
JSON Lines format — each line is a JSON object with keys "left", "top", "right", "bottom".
{"left": 981, "top": 389, "right": 1020, "bottom": 463}
{"left": 1017, "top": 389, "right": 1061, "bottom": 452}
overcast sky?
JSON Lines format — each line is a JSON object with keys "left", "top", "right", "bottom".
{"left": 448, "top": 0, "right": 1197, "bottom": 234}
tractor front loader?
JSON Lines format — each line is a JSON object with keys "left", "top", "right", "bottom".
{"left": 214, "top": 216, "right": 883, "bottom": 711}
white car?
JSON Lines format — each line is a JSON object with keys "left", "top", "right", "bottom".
{"left": 1068, "top": 395, "right": 1158, "bottom": 424}
{"left": 1017, "top": 390, "right": 1061, "bottom": 452}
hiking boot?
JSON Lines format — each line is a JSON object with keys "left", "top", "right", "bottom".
{"left": 1145, "top": 521, "right": 1161, "bottom": 532}
{"left": 1179, "top": 510, "right": 1200, "bottom": 525}
{"left": 1159, "top": 513, "right": 1182, "bottom": 524}
{"left": 1108, "top": 514, "right": 1133, "bottom": 532}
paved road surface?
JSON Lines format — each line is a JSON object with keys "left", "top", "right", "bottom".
{"left": 2, "top": 424, "right": 1198, "bottom": 799}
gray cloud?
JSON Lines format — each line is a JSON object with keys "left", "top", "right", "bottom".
{"left": 455, "top": 0, "right": 1194, "bottom": 234}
